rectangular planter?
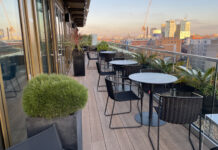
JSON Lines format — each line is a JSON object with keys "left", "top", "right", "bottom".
{"left": 26, "top": 110, "right": 82, "bottom": 150}
{"left": 73, "top": 51, "right": 85, "bottom": 76}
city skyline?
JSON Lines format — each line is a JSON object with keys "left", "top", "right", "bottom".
{"left": 80, "top": 0, "right": 218, "bottom": 38}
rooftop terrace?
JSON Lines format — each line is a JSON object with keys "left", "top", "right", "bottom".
{"left": 70, "top": 56, "right": 210, "bottom": 150}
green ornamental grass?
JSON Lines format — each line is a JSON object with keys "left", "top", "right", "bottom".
{"left": 22, "top": 74, "right": 88, "bottom": 119}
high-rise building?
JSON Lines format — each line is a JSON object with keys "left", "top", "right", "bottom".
{"left": 180, "top": 20, "right": 191, "bottom": 39}
{"left": 161, "top": 24, "right": 166, "bottom": 37}
{"left": 162, "top": 19, "right": 191, "bottom": 39}
{"left": 165, "top": 20, "right": 176, "bottom": 38}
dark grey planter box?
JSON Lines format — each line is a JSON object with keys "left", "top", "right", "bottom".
{"left": 26, "top": 110, "right": 82, "bottom": 150}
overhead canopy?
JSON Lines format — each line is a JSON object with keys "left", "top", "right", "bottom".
{"left": 64, "top": 0, "right": 91, "bottom": 27}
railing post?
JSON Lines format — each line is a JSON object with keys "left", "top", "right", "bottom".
{"left": 212, "top": 62, "right": 218, "bottom": 114}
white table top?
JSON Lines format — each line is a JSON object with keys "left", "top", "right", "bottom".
{"left": 100, "top": 51, "right": 116, "bottom": 54}
{"left": 206, "top": 114, "right": 218, "bottom": 125}
{"left": 129, "top": 72, "right": 178, "bottom": 85}
{"left": 109, "top": 60, "right": 138, "bottom": 66}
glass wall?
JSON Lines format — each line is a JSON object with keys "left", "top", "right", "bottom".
{"left": 0, "top": 0, "right": 27, "bottom": 146}
{"left": 44, "top": 0, "right": 54, "bottom": 73}
{"left": 36, "top": 0, "right": 49, "bottom": 73}
{"left": 55, "top": 6, "right": 65, "bottom": 74}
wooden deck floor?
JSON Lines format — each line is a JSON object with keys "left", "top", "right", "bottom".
{"left": 70, "top": 59, "right": 209, "bottom": 150}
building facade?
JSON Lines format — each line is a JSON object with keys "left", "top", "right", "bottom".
{"left": 165, "top": 20, "right": 176, "bottom": 38}
{"left": 0, "top": 0, "right": 90, "bottom": 149}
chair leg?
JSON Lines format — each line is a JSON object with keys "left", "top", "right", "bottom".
{"left": 188, "top": 124, "right": 195, "bottom": 150}
{"left": 130, "top": 100, "right": 132, "bottom": 112}
{"left": 104, "top": 96, "right": 109, "bottom": 116}
{"left": 87, "top": 60, "right": 90, "bottom": 68}
{"left": 157, "top": 118, "right": 160, "bottom": 150}
{"left": 199, "top": 116, "right": 202, "bottom": 150}
{"left": 109, "top": 100, "right": 116, "bottom": 129}
{"left": 157, "top": 105, "right": 160, "bottom": 150}
{"left": 97, "top": 75, "right": 100, "bottom": 91}
{"left": 108, "top": 100, "right": 142, "bottom": 129}
{"left": 10, "top": 80, "right": 17, "bottom": 94}
{"left": 15, "top": 77, "right": 21, "bottom": 91}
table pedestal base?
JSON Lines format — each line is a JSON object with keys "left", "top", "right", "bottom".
{"left": 135, "top": 112, "right": 166, "bottom": 127}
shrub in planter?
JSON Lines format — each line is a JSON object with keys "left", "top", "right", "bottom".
{"left": 175, "top": 66, "right": 218, "bottom": 114}
{"left": 97, "top": 41, "right": 109, "bottom": 52}
{"left": 23, "top": 74, "right": 88, "bottom": 150}
{"left": 132, "top": 52, "right": 156, "bottom": 69}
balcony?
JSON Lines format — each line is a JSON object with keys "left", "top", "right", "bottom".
{"left": 69, "top": 47, "right": 217, "bottom": 150}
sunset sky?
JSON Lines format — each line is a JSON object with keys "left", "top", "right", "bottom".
{"left": 80, "top": 0, "right": 218, "bottom": 38}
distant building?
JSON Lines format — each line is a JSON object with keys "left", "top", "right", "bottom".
{"left": 165, "top": 20, "right": 176, "bottom": 38}
{"left": 150, "top": 28, "right": 161, "bottom": 39}
{"left": 180, "top": 20, "right": 191, "bottom": 39}
{"left": 0, "top": 29, "right": 4, "bottom": 39}
{"left": 205, "top": 39, "right": 218, "bottom": 69}
{"left": 155, "top": 37, "right": 182, "bottom": 52}
{"left": 187, "top": 39, "right": 211, "bottom": 70}
{"left": 130, "top": 40, "right": 148, "bottom": 46}
{"left": 91, "top": 34, "right": 98, "bottom": 46}
{"left": 162, "top": 19, "right": 191, "bottom": 39}
{"left": 161, "top": 24, "right": 166, "bottom": 38}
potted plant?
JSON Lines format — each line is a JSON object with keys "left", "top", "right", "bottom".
{"left": 80, "top": 35, "right": 92, "bottom": 51}
{"left": 132, "top": 52, "right": 156, "bottom": 69}
{"left": 175, "top": 66, "right": 218, "bottom": 114}
{"left": 73, "top": 31, "right": 86, "bottom": 76}
{"left": 64, "top": 30, "right": 86, "bottom": 76}
{"left": 22, "top": 74, "right": 88, "bottom": 150}
{"left": 153, "top": 58, "right": 184, "bottom": 74}
{"left": 97, "top": 41, "right": 109, "bottom": 52}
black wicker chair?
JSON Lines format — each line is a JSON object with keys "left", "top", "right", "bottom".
{"left": 2, "top": 63, "right": 21, "bottom": 98}
{"left": 104, "top": 76, "right": 143, "bottom": 129}
{"left": 96, "top": 62, "right": 115, "bottom": 91}
{"left": 123, "top": 65, "right": 142, "bottom": 82}
{"left": 104, "top": 53, "right": 116, "bottom": 68}
{"left": 87, "top": 51, "right": 98, "bottom": 68}
{"left": 152, "top": 92, "right": 203, "bottom": 150}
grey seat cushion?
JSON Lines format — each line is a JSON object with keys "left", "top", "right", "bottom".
{"left": 7, "top": 125, "right": 63, "bottom": 150}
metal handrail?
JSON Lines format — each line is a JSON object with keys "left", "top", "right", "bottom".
{"left": 109, "top": 42, "right": 218, "bottom": 63}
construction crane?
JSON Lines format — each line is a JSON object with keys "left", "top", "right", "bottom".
{"left": 0, "top": 0, "right": 16, "bottom": 40}
{"left": 142, "top": 0, "right": 152, "bottom": 39}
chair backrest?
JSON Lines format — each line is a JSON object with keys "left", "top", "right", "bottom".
{"left": 87, "top": 52, "right": 91, "bottom": 59}
{"left": 104, "top": 53, "right": 116, "bottom": 62}
{"left": 10, "top": 63, "right": 17, "bottom": 78}
{"left": 99, "top": 51, "right": 106, "bottom": 59}
{"left": 159, "top": 93, "right": 203, "bottom": 124}
{"left": 123, "top": 65, "right": 142, "bottom": 78}
{"left": 96, "top": 62, "right": 101, "bottom": 74}
{"left": 105, "top": 76, "right": 115, "bottom": 99}
{"left": 1, "top": 63, "right": 5, "bottom": 74}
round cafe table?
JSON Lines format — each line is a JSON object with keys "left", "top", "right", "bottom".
{"left": 100, "top": 51, "right": 116, "bottom": 54}
{"left": 109, "top": 60, "right": 137, "bottom": 66}
{"left": 129, "top": 72, "right": 178, "bottom": 126}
